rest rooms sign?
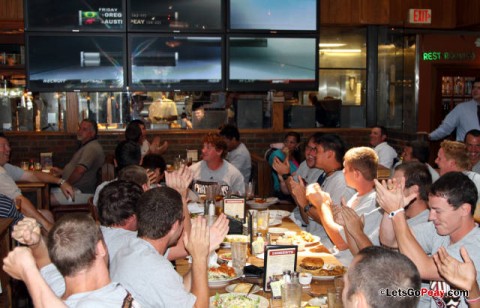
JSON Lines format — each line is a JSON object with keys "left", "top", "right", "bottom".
{"left": 409, "top": 9, "right": 432, "bottom": 24}
{"left": 423, "top": 51, "right": 476, "bottom": 61}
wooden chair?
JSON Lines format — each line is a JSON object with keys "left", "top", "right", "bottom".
{"left": 250, "top": 152, "right": 274, "bottom": 197}
{"left": 51, "top": 196, "right": 96, "bottom": 220}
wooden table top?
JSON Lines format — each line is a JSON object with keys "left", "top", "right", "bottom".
{"left": 176, "top": 211, "right": 342, "bottom": 305}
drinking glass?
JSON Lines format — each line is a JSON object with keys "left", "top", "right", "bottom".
{"left": 20, "top": 161, "right": 29, "bottom": 171}
{"left": 231, "top": 242, "right": 247, "bottom": 275}
{"left": 245, "top": 181, "right": 254, "bottom": 200}
{"left": 281, "top": 283, "right": 302, "bottom": 308}
{"left": 257, "top": 210, "right": 269, "bottom": 235}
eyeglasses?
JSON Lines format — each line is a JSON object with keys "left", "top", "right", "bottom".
{"left": 305, "top": 145, "right": 317, "bottom": 154}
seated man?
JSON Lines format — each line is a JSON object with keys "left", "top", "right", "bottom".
{"left": 379, "top": 171, "right": 480, "bottom": 307}
{"left": 369, "top": 125, "right": 398, "bottom": 169}
{"left": 0, "top": 133, "right": 74, "bottom": 230}
{"left": 110, "top": 187, "right": 219, "bottom": 307}
{"left": 465, "top": 129, "right": 480, "bottom": 174}
{"left": 127, "top": 119, "right": 168, "bottom": 158}
{"left": 190, "top": 132, "right": 245, "bottom": 196}
{"left": 343, "top": 246, "right": 421, "bottom": 308}
{"left": 3, "top": 214, "right": 139, "bottom": 307}
{"left": 0, "top": 193, "right": 24, "bottom": 225}
{"left": 401, "top": 140, "right": 439, "bottom": 182}
{"left": 219, "top": 124, "right": 251, "bottom": 184}
{"left": 50, "top": 119, "right": 105, "bottom": 205}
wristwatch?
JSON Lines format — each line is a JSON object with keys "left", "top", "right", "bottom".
{"left": 282, "top": 173, "right": 291, "bottom": 180}
{"left": 304, "top": 203, "right": 313, "bottom": 213}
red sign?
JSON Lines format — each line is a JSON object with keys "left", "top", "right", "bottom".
{"left": 409, "top": 9, "right": 432, "bottom": 24}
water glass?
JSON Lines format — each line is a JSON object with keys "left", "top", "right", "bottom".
{"left": 257, "top": 210, "right": 269, "bottom": 234}
{"left": 231, "top": 242, "right": 247, "bottom": 275}
{"left": 281, "top": 283, "right": 302, "bottom": 308}
{"left": 245, "top": 181, "right": 255, "bottom": 200}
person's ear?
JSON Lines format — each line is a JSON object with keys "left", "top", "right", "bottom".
{"left": 113, "top": 158, "right": 118, "bottom": 168}
{"left": 352, "top": 292, "right": 369, "bottom": 308}
{"left": 96, "top": 240, "right": 107, "bottom": 258}
{"left": 459, "top": 203, "right": 473, "bottom": 217}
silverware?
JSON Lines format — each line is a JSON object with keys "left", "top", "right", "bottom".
{"left": 246, "top": 283, "right": 256, "bottom": 296}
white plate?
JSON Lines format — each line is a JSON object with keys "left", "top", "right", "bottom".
{"left": 210, "top": 293, "right": 269, "bottom": 308}
{"left": 220, "top": 235, "right": 249, "bottom": 248}
{"left": 208, "top": 275, "right": 241, "bottom": 288}
{"left": 246, "top": 197, "right": 279, "bottom": 209}
{"left": 268, "top": 227, "right": 289, "bottom": 234}
{"left": 225, "top": 283, "right": 261, "bottom": 294}
{"left": 269, "top": 210, "right": 291, "bottom": 219}
{"left": 269, "top": 218, "right": 282, "bottom": 226}
{"left": 255, "top": 253, "right": 265, "bottom": 259}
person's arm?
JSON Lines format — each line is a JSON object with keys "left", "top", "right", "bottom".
{"left": 19, "top": 171, "right": 74, "bottom": 200}
{"left": 16, "top": 196, "right": 53, "bottom": 231}
{"left": 11, "top": 217, "right": 51, "bottom": 268}
{"left": 306, "top": 183, "right": 348, "bottom": 250}
{"left": 287, "top": 177, "right": 313, "bottom": 225}
{"left": 3, "top": 247, "right": 67, "bottom": 308}
{"left": 183, "top": 217, "right": 210, "bottom": 308}
{"left": 429, "top": 105, "right": 459, "bottom": 140}
{"left": 65, "top": 165, "right": 87, "bottom": 186}
{"left": 149, "top": 136, "right": 168, "bottom": 155}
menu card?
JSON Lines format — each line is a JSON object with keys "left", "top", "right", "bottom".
{"left": 223, "top": 198, "right": 245, "bottom": 221}
{"left": 263, "top": 245, "right": 298, "bottom": 292}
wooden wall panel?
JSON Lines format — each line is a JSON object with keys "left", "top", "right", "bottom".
{"left": 320, "top": 0, "right": 360, "bottom": 25}
{"left": 456, "top": 0, "right": 480, "bottom": 28}
{"left": 0, "top": 0, "right": 22, "bottom": 21}
{"left": 359, "top": 0, "right": 390, "bottom": 24}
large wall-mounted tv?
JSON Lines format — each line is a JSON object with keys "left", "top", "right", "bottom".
{"left": 228, "top": 0, "right": 317, "bottom": 32}
{"left": 26, "top": 33, "right": 126, "bottom": 92}
{"left": 25, "top": 0, "right": 125, "bottom": 31}
{"left": 128, "top": 0, "right": 223, "bottom": 32}
{"left": 227, "top": 36, "right": 318, "bottom": 91}
{"left": 129, "top": 34, "right": 223, "bottom": 91}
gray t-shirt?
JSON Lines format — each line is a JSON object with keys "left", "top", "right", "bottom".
{"left": 226, "top": 142, "right": 251, "bottom": 184}
{"left": 100, "top": 226, "right": 138, "bottom": 259}
{"left": 110, "top": 238, "right": 196, "bottom": 307}
{"left": 0, "top": 165, "right": 22, "bottom": 199}
{"left": 190, "top": 159, "right": 245, "bottom": 196}
{"left": 64, "top": 282, "right": 139, "bottom": 308}
{"left": 412, "top": 222, "right": 480, "bottom": 308}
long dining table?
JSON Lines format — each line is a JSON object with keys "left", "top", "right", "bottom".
{"left": 177, "top": 203, "right": 344, "bottom": 306}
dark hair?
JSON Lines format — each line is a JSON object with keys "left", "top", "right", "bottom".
{"left": 118, "top": 165, "right": 148, "bottom": 187}
{"left": 314, "top": 134, "right": 348, "bottom": 164}
{"left": 465, "top": 129, "right": 480, "bottom": 142}
{"left": 202, "top": 132, "right": 228, "bottom": 159}
{"left": 284, "top": 132, "right": 302, "bottom": 163}
{"left": 125, "top": 122, "right": 142, "bottom": 143}
{"left": 47, "top": 214, "right": 103, "bottom": 277}
{"left": 81, "top": 119, "right": 98, "bottom": 137}
{"left": 142, "top": 154, "right": 167, "bottom": 174}
{"left": 98, "top": 180, "right": 143, "bottom": 227}
{"left": 346, "top": 246, "right": 421, "bottom": 308}
{"left": 115, "top": 140, "right": 141, "bottom": 172}
{"left": 136, "top": 187, "right": 184, "bottom": 239}
{"left": 373, "top": 125, "right": 388, "bottom": 137}
{"left": 430, "top": 171, "right": 477, "bottom": 215}
{"left": 129, "top": 119, "right": 145, "bottom": 127}
{"left": 219, "top": 124, "right": 240, "bottom": 141}
{"left": 406, "top": 140, "right": 430, "bottom": 163}
{"left": 395, "top": 162, "right": 432, "bottom": 201}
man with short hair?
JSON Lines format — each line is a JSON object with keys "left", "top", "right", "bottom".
{"left": 127, "top": 119, "right": 168, "bottom": 158}
{"left": 50, "top": 119, "right": 105, "bottom": 205}
{"left": 3, "top": 214, "right": 139, "bottom": 307}
{"left": 401, "top": 140, "right": 439, "bottom": 182}
{"left": 342, "top": 246, "right": 421, "bottom": 308}
{"left": 308, "top": 147, "right": 382, "bottom": 265}
{"left": 219, "top": 124, "right": 251, "bottom": 183}
{"left": 465, "top": 129, "right": 480, "bottom": 174}
{"left": 378, "top": 172, "right": 480, "bottom": 307}
{"left": 190, "top": 132, "right": 245, "bottom": 196}
{"left": 110, "top": 187, "right": 219, "bottom": 307}
{"left": 430, "top": 77, "right": 480, "bottom": 141}
{"left": 369, "top": 125, "right": 398, "bottom": 169}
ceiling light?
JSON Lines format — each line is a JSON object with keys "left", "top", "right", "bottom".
{"left": 319, "top": 49, "right": 362, "bottom": 53}
{"left": 318, "top": 43, "right": 346, "bottom": 47}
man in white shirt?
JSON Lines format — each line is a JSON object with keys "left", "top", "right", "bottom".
{"left": 369, "top": 125, "right": 398, "bottom": 169}
{"left": 219, "top": 124, "right": 251, "bottom": 184}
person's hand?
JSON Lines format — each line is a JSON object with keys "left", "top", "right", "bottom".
{"left": 374, "top": 178, "right": 416, "bottom": 214}
{"left": 209, "top": 214, "right": 229, "bottom": 251}
{"left": 287, "top": 176, "right": 308, "bottom": 209}
{"left": 340, "top": 206, "right": 365, "bottom": 236}
{"left": 333, "top": 198, "right": 347, "bottom": 226}
{"left": 184, "top": 216, "right": 210, "bottom": 261}
{"left": 433, "top": 246, "right": 477, "bottom": 291}
{"left": 272, "top": 156, "right": 290, "bottom": 176}
{"left": 306, "top": 183, "right": 332, "bottom": 209}
{"left": 146, "top": 169, "right": 159, "bottom": 185}
{"left": 49, "top": 167, "right": 62, "bottom": 177}
{"left": 150, "top": 136, "right": 168, "bottom": 155}
{"left": 59, "top": 181, "right": 75, "bottom": 201}
{"left": 166, "top": 165, "right": 193, "bottom": 200}
{"left": 3, "top": 247, "right": 37, "bottom": 281}
{"left": 12, "top": 217, "right": 41, "bottom": 246}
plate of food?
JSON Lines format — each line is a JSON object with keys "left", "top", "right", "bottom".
{"left": 246, "top": 197, "right": 279, "bottom": 210}
{"left": 220, "top": 235, "right": 249, "bottom": 248}
{"left": 298, "top": 257, "right": 347, "bottom": 280}
{"left": 218, "top": 252, "right": 232, "bottom": 262}
{"left": 208, "top": 264, "right": 240, "bottom": 288}
{"left": 275, "top": 231, "right": 320, "bottom": 247}
{"left": 210, "top": 293, "right": 269, "bottom": 308}
{"left": 269, "top": 210, "right": 291, "bottom": 219}
{"left": 225, "top": 283, "right": 261, "bottom": 294}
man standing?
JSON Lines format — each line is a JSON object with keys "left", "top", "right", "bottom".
{"left": 190, "top": 132, "right": 245, "bottom": 196}
{"left": 219, "top": 124, "right": 251, "bottom": 184}
{"left": 465, "top": 129, "right": 480, "bottom": 173}
{"left": 378, "top": 172, "right": 480, "bottom": 307}
{"left": 430, "top": 77, "right": 480, "bottom": 141}
{"left": 369, "top": 125, "right": 398, "bottom": 169}
{"left": 50, "top": 119, "right": 105, "bottom": 205}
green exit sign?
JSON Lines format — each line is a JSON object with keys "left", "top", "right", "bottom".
{"left": 423, "top": 51, "right": 476, "bottom": 61}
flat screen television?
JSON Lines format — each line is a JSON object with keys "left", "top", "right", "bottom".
{"left": 26, "top": 33, "right": 126, "bottom": 92}
{"left": 25, "top": 0, "right": 125, "bottom": 31}
{"left": 227, "top": 35, "right": 318, "bottom": 91}
{"left": 129, "top": 34, "right": 223, "bottom": 91}
{"left": 228, "top": 0, "right": 317, "bottom": 32}
{"left": 128, "top": 0, "right": 223, "bottom": 32}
